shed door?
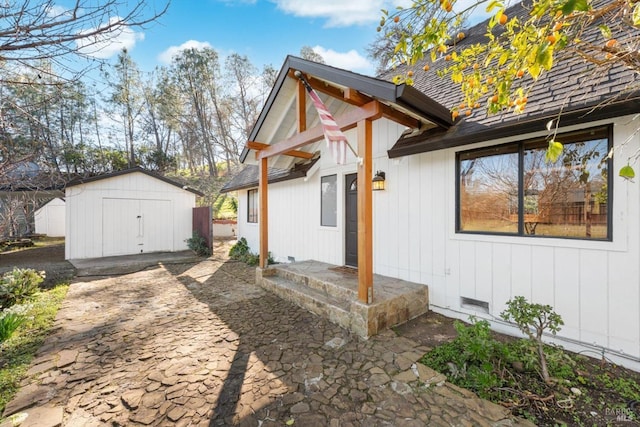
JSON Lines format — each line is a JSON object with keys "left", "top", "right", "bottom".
{"left": 102, "top": 198, "right": 172, "bottom": 256}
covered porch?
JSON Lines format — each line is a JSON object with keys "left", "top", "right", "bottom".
{"left": 229, "top": 56, "right": 453, "bottom": 337}
{"left": 257, "top": 260, "right": 429, "bottom": 338}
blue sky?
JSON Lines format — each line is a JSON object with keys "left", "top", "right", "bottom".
{"left": 81, "top": 0, "right": 417, "bottom": 77}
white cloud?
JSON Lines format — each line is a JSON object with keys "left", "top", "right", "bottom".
{"left": 312, "top": 46, "right": 372, "bottom": 73}
{"left": 75, "top": 16, "right": 145, "bottom": 59}
{"left": 45, "top": 4, "right": 71, "bottom": 18}
{"left": 273, "top": 0, "right": 388, "bottom": 27}
{"left": 157, "top": 40, "right": 213, "bottom": 64}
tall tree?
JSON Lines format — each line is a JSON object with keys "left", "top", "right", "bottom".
{"left": 0, "top": 0, "right": 168, "bottom": 84}
{"left": 104, "top": 48, "right": 143, "bottom": 167}
{"left": 170, "top": 47, "right": 224, "bottom": 177}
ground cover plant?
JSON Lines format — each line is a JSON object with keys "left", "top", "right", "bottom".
{"left": 228, "top": 237, "right": 274, "bottom": 266}
{"left": 419, "top": 300, "right": 640, "bottom": 426}
{"left": 0, "top": 284, "right": 68, "bottom": 416}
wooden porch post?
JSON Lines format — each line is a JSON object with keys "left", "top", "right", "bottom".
{"left": 259, "top": 157, "right": 269, "bottom": 268}
{"left": 357, "top": 119, "right": 373, "bottom": 304}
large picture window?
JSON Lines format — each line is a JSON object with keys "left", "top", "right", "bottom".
{"left": 321, "top": 175, "right": 337, "bottom": 226}
{"left": 247, "top": 189, "right": 258, "bottom": 223}
{"left": 457, "top": 126, "right": 611, "bottom": 240}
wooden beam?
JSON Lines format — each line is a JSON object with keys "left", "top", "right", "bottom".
{"left": 357, "top": 119, "right": 373, "bottom": 304}
{"left": 379, "top": 103, "right": 421, "bottom": 129}
{"left": 259, "top": 157, "right": 269, "bottom": 268}
{"left": 258, "top": 100, "right": 382, "bottom": 160}
{"left": 247, "top": 141, "right": 314, "bottom": 159}
{"left": 297, "top": 80, "right": 307, "bottom": 133}
{"left": 289, "top": 70, "right": 426, "bottom": 129}
{"left": 289, "top": 70, "right": 371, "bottom": 107}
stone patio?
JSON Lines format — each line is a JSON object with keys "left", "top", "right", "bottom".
{"left": 257, "top": 261, "right": 430, "bottom": 338}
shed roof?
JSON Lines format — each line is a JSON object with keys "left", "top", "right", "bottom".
{"left": 65, "top": 167, "right": 204, "bottom": 196}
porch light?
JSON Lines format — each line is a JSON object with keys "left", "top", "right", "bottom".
{"left": 372, "top": 171, "right": 386, "bottom": 191}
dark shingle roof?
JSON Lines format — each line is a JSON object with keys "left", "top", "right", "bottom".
{"left": 220, "top": 158, "right": 320, "bottom": 193}
{"left": 380, "top": 0, "right": 640, "bottom": 157}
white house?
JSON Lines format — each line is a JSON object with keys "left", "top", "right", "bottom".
{"left": 65, "top": 167, "right": 202, "bottom": 260}
{"left": 222, "top": 3, "right": 640, "bottom": 370}
{"left": 34, "top": 197, "right": 65, "bottom": 237}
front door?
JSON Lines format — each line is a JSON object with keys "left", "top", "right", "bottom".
{"left": 345, "top": 173, "right": 358, "bottom": 267}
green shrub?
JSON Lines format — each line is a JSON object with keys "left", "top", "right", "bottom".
{"left": 186, "top": 231, "right": 212, "bottom": 257}
{"left": 229, "top": 237, "right": 274, "bottom": 266}
{"left": 501, "top": 296, "right": 564, "bottom": 383}
{"left": 421, "top": 318, "right": 504, "bottom": 397}
{"left": 0, "top": 268, "right": 44, "bottom": 310}
{"left": 0, "top": 313, "right": 25, "bottom": 343}
{"left": 229, "top": 237, "right": 250, "bottom": 260}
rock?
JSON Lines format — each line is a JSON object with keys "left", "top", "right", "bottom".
{"left": 167, "top": 406, "right": 187, "bottom": 422}
{"left": 324, "top": 337, "right": 346, "bottom": 349}
{"left": 56, "top": 350, "right": 78, "bottom": 369}
{"left": 3, "top": 384, "right": 51, "bottom": 416}
{"left": 571, "top": 387, "right": 582, "bottom": 396}
{"left": 290, "top": 402, "right": 310, "bottom": 414}
{"left": 393, "top": 370, "right": 418, "bottom": 383}
{"left": 121, "top": 389, "right": 144, "bottom": 409}
{"left": 129, "top": 407, "right": 158, "bottom": 425}
{"left": 17, "top": 407, "right": 63, "bottom": 427}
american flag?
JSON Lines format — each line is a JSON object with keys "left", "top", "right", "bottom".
{"left": 303, "top": 82, "right": 348, "bottom": 165}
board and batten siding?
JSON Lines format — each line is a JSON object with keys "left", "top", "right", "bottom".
{"left": 236, "top": 116, "right": 640, "bottom": 370}
{"left": 34, "top": 197, "right": 65, "bottom": 237}
{"left": 65, "top": 172, "right": 195, "bottom": 259}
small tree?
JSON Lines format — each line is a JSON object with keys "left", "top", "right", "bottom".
{"left": 501, "top": 296, "right": 564, "bottom": 383}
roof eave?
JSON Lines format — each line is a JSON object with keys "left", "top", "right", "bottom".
{"left": 240, "top": 55, "right": 451, "bottom": 163}
{"left": 65, "top": 167, "right": 204, "bottom": 197}
{"left": 388, "top": 97, "right": 640, "bottom": 158}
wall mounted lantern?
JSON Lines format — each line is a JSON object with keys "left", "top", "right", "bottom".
{"left": 372, "top": 171, "right": 386, "bottom": 191}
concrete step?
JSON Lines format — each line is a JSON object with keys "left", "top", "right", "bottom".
{"left": 260, "top": 274, "right": 366, "bottom": 334}
{"left": 275, "top": 265, "right": 358, "bottom": 301}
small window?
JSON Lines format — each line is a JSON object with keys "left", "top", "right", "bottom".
{"left": 321, "top": 175, "right": 337, "bottom": 226}
{"left": 457, "top": 126, "right": 611, "bottom": 240}
{"left": 247, "top": 189, "right": 258, "bottom": 223}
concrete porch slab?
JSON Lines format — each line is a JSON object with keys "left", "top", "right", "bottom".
{"left": 257, "top": 260, "right": 429, "bottom": 339}
{"left": 69, "top": 251, "right": 199, "bottom": 276}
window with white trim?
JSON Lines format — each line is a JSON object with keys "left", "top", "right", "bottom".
{"left": 321, "top": 175, "right": 337, "bottom": 226}
{"left": 247, "top": 189, "right": 258, "bottom": 223}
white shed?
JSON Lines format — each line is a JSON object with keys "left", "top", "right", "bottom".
{"left": 34, "top": 197, "right": 65, "bottom": 237}
{"left": 64, "top": 168, "right": 202, "bottom": 260}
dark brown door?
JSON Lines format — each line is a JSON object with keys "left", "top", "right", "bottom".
{"left": 345, "top": 173, "right": 358, "bottom": 267}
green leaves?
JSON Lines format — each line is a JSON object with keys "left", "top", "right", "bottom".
{"left": 545, "top": 140, "right": 564, "bottom": 162}
{"left": 619, "top": 164, "right": 636, "bottom": 180}
{"left": 560, "top": 0, "right": 589, "bottom": 15}
{"left": 633, "top": 3, "right": 640, "bottom": 26}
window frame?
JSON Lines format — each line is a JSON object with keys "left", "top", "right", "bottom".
{"left": 247, "top": 188, "right": 258, "bottom": 224}
{"left": 455, "top": 125, "right": 613, "bottom": 241}
{"left": 320, "top": 174, "right": 338, "bottom": 227}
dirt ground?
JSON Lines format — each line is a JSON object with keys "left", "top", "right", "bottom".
{"left": 0, "top": 239, "right": 76, "bottom": 288}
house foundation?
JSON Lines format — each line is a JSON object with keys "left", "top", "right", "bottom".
{"left": 257, "top": 260, "right": 429, "bottom": 338}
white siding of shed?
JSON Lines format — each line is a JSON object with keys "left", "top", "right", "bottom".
{"left": 65, "top": 172, "right": 195, "bottom": 259}
{"left": 34, "top": 198, "right": 65, "bottom": 237}
{"left": 235, "top": 116, "right": 640, "bottom": 370}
